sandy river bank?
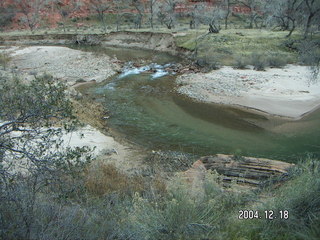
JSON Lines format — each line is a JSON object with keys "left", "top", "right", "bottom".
{"left": 3, "top": 45, "right": 121, "bottom": 85}
{"left": 176, "top": 65, "right": 320, "bottom": 119}
{"left": 0, "top": 45, "right": 147, "bottom": 171}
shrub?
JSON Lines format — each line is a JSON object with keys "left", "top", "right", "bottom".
{"left": 121, "top": 172, "right": 249, "bottom": 240}
{"left": 0, "top": 52, "right": 11, "bottom": 70}
{"left": 251, "top": 52, "right": 268, "bottom": 71}
{"left": 145, "top": 150, "right": 195, "bottom": 172}
{"left": 267, "top": 52, "right": 287, "bottom": 68}
{"left": 85, "top": 162, "right": 145, "bottom": 197}
{"left": 226, "top": 158, "right": 320, "bottom": 240}
{"left": 233, "top": 55, "right": 249, "bottom": 69}
{"left": 196, "top": 55, "right": 220, "bottom": 71}
{"left": 0, "top": 7, "right": 14, "bottom": 30}
{"left": 298, "top": 39, "right": 320, "bottom": 83}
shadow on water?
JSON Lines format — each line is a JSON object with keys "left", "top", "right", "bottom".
{"left": 77, "top": 46, "right": 320, "bottom": 163}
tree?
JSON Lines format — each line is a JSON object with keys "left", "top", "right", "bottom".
{"left": 89, "top": 0, "right": 111, "bottom": 33}
{"left": 188, "top": 2, "right": 205, "bottom": 29}
{"left": 223, "top": 0, "right": 235, "bottom": 29}
{"left": 114, "top": 0, "right": 127, "bottom": 31}
{"left": 156, "top": 0, "right": 179, "bottom": 29}
{"left": 265, "top": 0, "right": 304, "bottom": 37}
{"left": 299, "top": 39, "right": 320, "bottom": 84}
{"left": 0, "top": 74, "right": 91, "bottom": 239}
{"left": 0, "top": 1, "right": 15, "bottom": 31}
{"left": 195, "top": 3, "right": 225, "bottom": 33}
{"left": 301, "top": 0, "right": 320, "bottom": 38}
{"left": 149, "top": 0, "right": 158, "bottom": 29}
{"left": 12, "top": 0, "right": 49, "bottom": 32}
{"left": 237, "top": 0, "right": 263, "bottom": 28}
{"left": 54, "top": 0, "right": 81, "bottom": 32}
{"left": 131, "top": 0, "right": 145, "bottom": 29}
{"left": 265, "top": 0, "right": 320, "bottom": 38}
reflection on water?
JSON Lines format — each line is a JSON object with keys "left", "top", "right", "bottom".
{"left": 77, "top": 46, "right": 320, "bottom": 163}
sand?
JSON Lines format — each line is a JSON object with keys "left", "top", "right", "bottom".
{"left": 176, "top": 65, "right": 320, "bottom": 119}
{"left": 61, "top": 125, "right": 146, "bottom": 172}
{"left": 5, "top": 46, "right": 120, "bottom": 85}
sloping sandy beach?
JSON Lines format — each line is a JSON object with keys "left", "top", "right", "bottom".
{"left": 5, "top": 46, "right": 120, "bottom": 85}
{"left": 176, "top": 65, "right": 320, "bottom": 119}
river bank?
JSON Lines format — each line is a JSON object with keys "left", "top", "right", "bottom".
{"left": 4, "top": 45, "right": 121, "bottom": 85}
{"left": 0, "top": 31, "right": 189, "bottom": 57}
{"left": 176, "top": 65, "right": 320, "bottom": 119}
{"left": 2, "top": 43, "right": 320, "bottom": 163}
{"left": 0, "top": 45, "right": 149, "bottom": 172}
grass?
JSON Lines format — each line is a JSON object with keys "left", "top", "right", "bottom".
{"left": 115, "top": 158, "right": 320, "bottom": 240}
{"left": 225, "top": 158, "right": 320, "bottom": 240}
{"left": 1, "top": 152, "right": 319, "bottom": 239}
{"left": 0, "top": 52, "right": 11, "bottom": 70}
{"left": 85, "top": 161, "right": 145, "bottom": 197}
{"left": 174, "top": 29, "right": 301, "bottom": 66}
{"left": 0, "top": 23, "right": 301, "bottom": 70}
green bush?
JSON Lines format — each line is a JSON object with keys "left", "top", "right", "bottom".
{"left": 233, "top": 55, "right": 249, "bottom": 69}
{"left": 120, "top": 172, "right": 249, "bottom": 240}
{"left": 251, "top": 52, "right": 268, "bottom": 71}
{"left": 0, "top": 52, "right": 11, "bottom": 70}
{"left": 267, "top": 52, "right": 288, "bottom": 68}
{"left": 196, "top": 55, "right": 220, "bottom": 71}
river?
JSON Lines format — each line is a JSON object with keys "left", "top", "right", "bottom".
{"left": 76, "top": 46, "right": 320, "bottom": 163}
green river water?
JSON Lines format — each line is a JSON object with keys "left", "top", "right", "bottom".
{"left": 77, "top": 46, "right": 320, "bottom": 163}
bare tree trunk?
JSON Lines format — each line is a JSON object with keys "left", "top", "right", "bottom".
{"left": 225, "top": 0, "right": 230, "bottom": 29}
{"left": 209, "top": 23, "right": 220, "bottom": 33}
{"left": 98, "top": 12, "right": 107, "bottom": 33}
{"left": 304, "top": 13, "right": 314, "bottom": 38}
{"left": 62, "top": 22, "right": 66, "bottom": 32}
{"left": 286, "top": 18, "right": 295, "bottom": 37}
{"left": 116, "top": 13, "right": 121, "bottom": 31}
{"left": 150, "top": 0, "right": 154, "bottom": 29}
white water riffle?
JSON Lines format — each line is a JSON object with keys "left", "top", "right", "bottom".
{"left": 118, "top": 63, "right": 173, "bottom": 79}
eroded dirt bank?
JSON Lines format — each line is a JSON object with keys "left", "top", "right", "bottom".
{"left": 0, "top": 31, "right": 189, "bottom": 56}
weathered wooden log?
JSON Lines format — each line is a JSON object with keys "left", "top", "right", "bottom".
{"left": 183, "top": 154, "right": 294, "bottom": 189}
{"left": 200, "top": 154, "right": 294, "bottom": 187}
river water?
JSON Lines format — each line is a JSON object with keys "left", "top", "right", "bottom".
{"left": 76, "top": 46, "right": 320, "bottom": 163}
